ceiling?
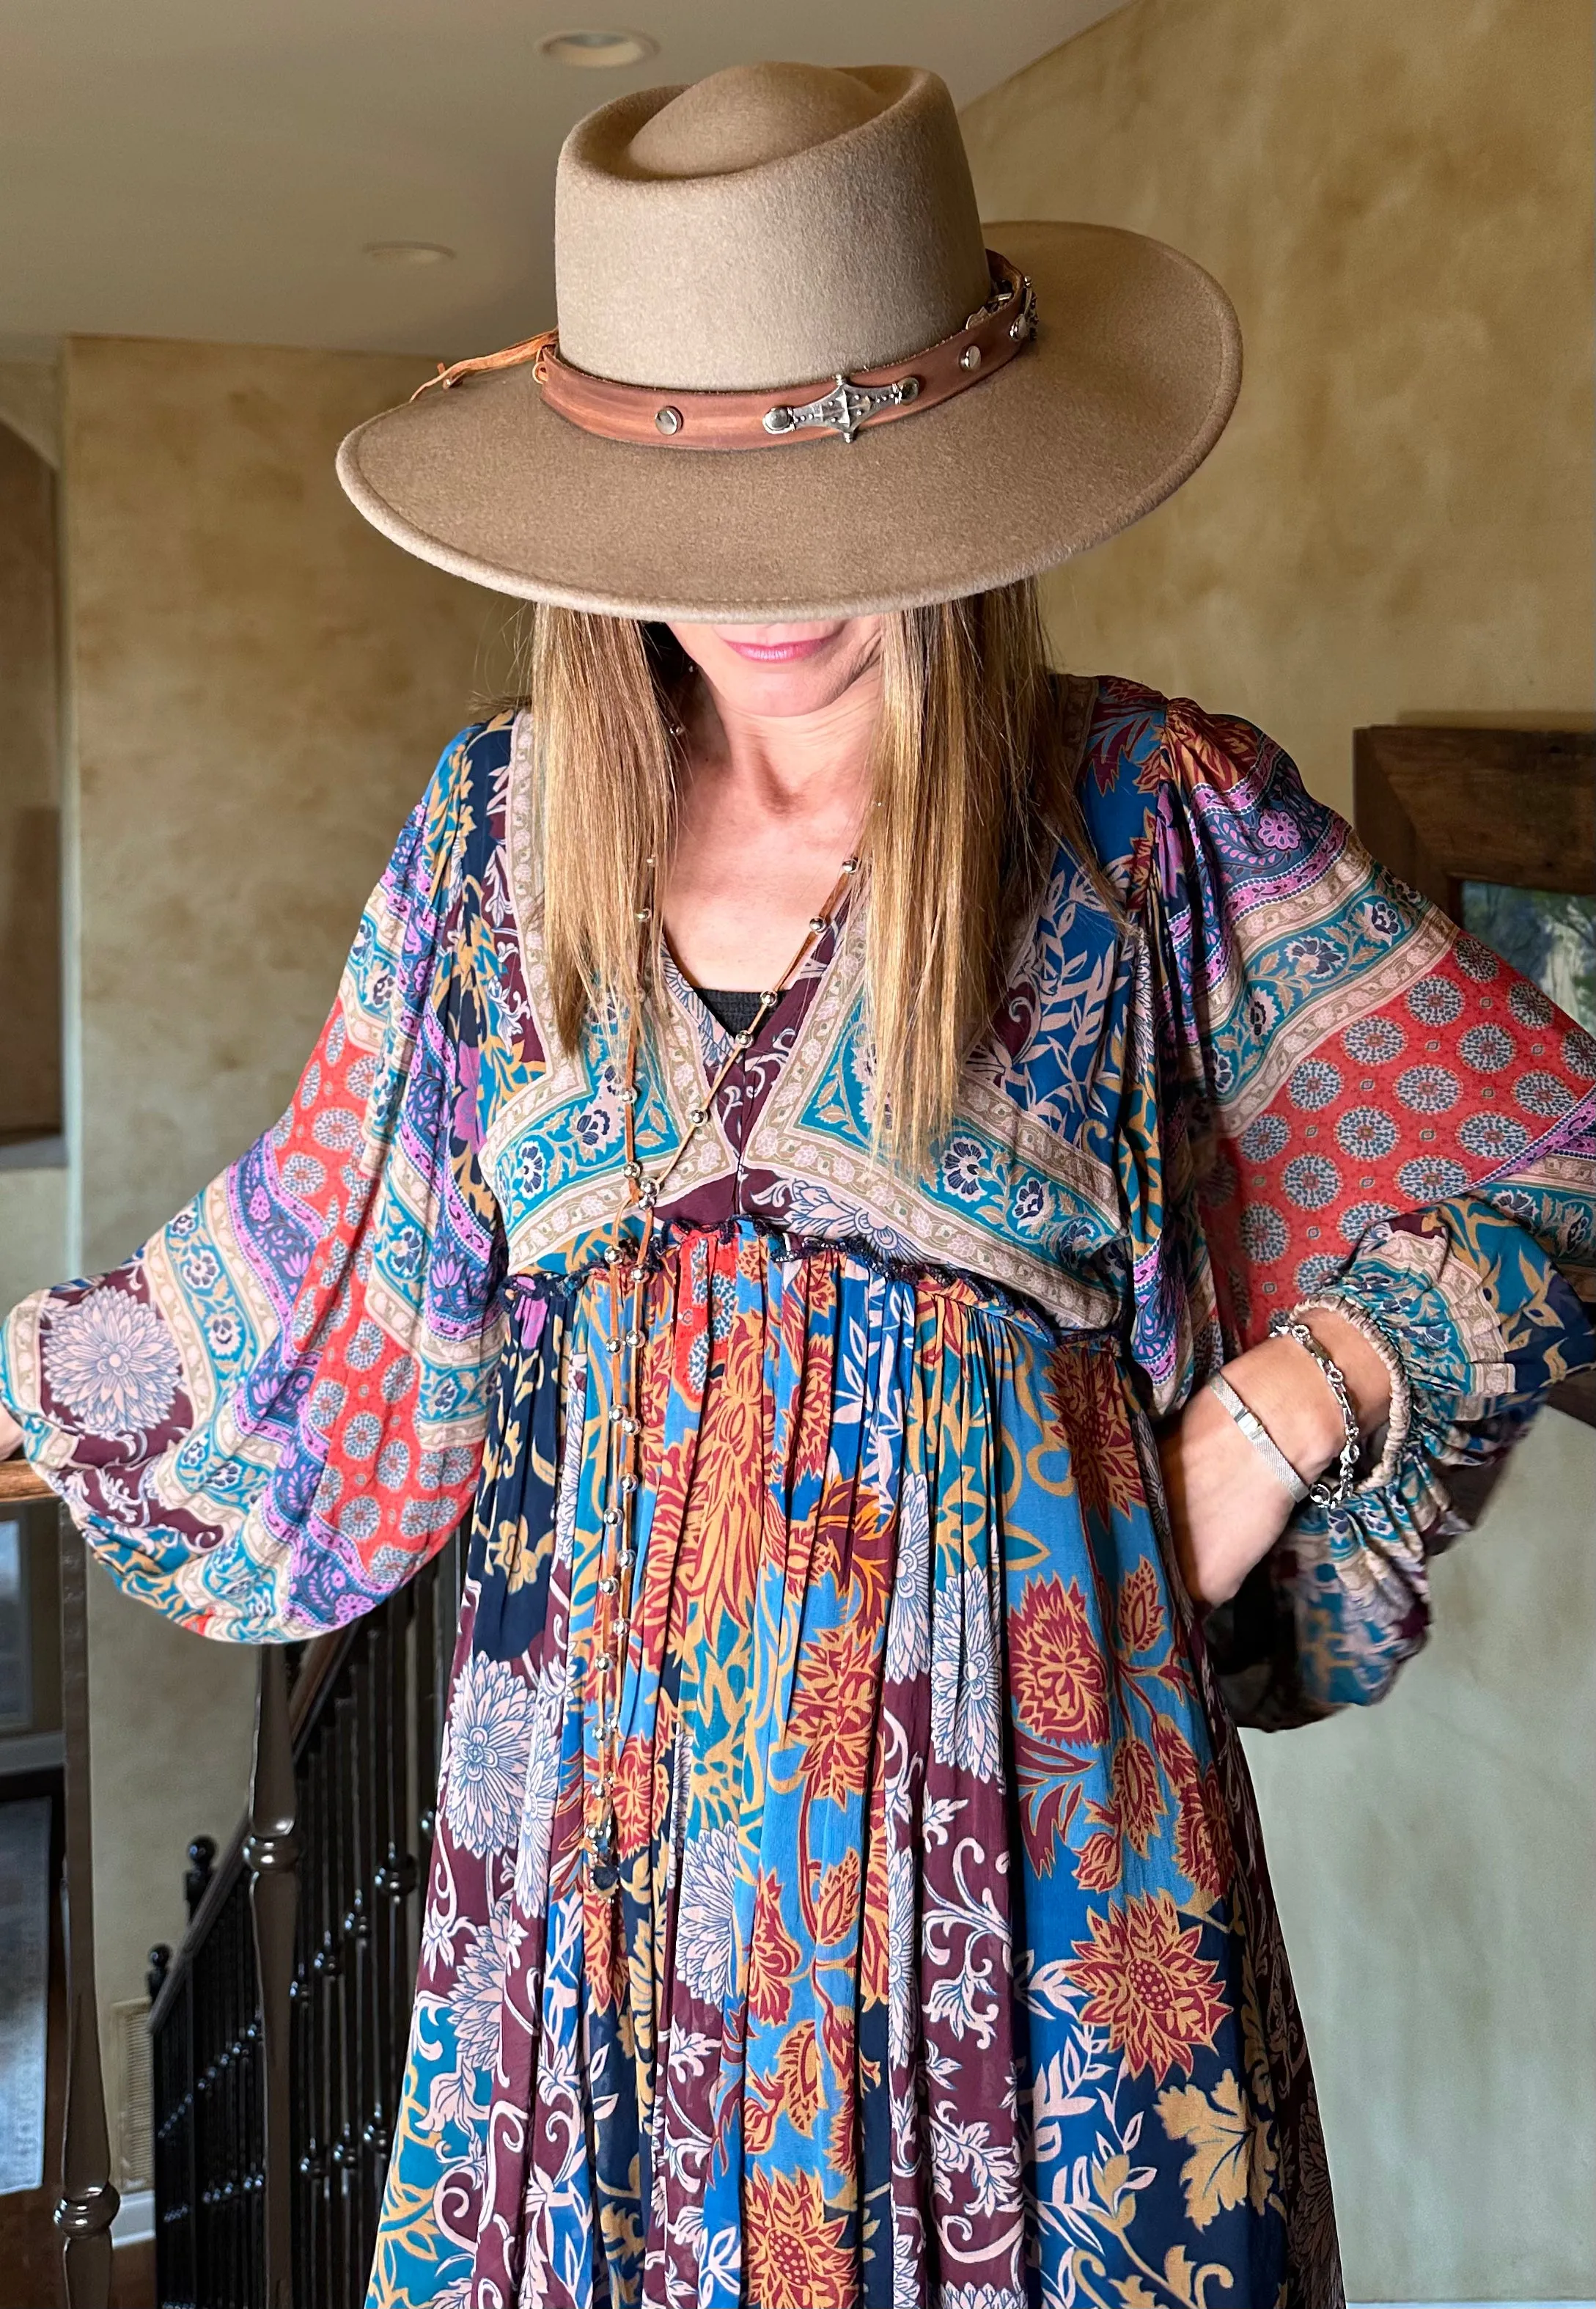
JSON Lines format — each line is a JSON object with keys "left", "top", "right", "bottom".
{"left": 1, "top": 0, "right": 1126, "bottom": 361}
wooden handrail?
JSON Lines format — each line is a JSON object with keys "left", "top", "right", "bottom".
{"left": 0, "top": 1458, "right": 52, "bottom": 1501}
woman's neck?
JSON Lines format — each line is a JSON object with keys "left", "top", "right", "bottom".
{"left": 662, "top": 665, "right": 878, "bottom": 991}
{"left": 681, "top": 658, "right": 880, "bottom": 821}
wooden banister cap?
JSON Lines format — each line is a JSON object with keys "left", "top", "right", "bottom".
{"left": 0, "top": 1459, "right": 53, "bottom": 1502}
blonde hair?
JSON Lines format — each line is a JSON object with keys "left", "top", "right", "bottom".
{"left": 530, "top": 581, "right": 1094, "bottom": 1170}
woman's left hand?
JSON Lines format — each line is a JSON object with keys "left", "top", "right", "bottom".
{"left": 1158, "top": 1307, "right": 1392, "bottom": 1608}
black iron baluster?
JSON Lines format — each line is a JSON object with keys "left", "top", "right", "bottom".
{"left": 306, "top": 1740, "right": 333, "bottom": 2308}
{"left": 54, "top": 1511, "right": 120, "bottom": 2308}
{"left": 180, "top": 1967, "right": 197, "bottom": 2309}
{"left": 374, "top": 1593, "right": 416, "bottom": 2159}
{"left": 290, "top": 1759, "right": 312, "bottom": 2309}
{"left": 332, "top": 1692, "right": 356, "bottom": 2307}
{"left": 413, "top": 1560, "right": 437, "bottom": 1868}
{"left": 346, "top": 1637, "right": 376, "bottom": 2284}
{"left": 245, "top": 1644, "right": 299, "bottom": 2309}
{"left": 224, "top": 1890, "right": 240, "bottom": 2309}
{"left": 364, "top": 1615, "right": 391, "bottom": 2247}
{"left": 192, "top": 1905, "right": 210, "bottom": 2306}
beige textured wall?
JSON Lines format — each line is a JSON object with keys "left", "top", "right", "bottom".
{"left": 963, "top": 0, "right": 1594, "bottom": 821}
{"left": 58, "top": 335, "right": 512, "bottom": 2161}
{"left": 0, "top": 1168, "right": 66, "bottom": 1315}
{"left": 963, "top": 0, "right": 1594, "bottom": 2294}
{"left": 0, "top": 359, "right": 59, "bottom": 471}
{"left": 1248, "top": 1410, "right": 1595, "bottom": 2299}
{"left": 64, "top": 337, "right": 513, "bottom": 1273}
{"left": 0, "top": 416, "right": 62, "bottom": 1137}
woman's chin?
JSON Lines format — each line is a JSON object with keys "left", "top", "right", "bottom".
{"left": 668, "top": 617, "right": 883, "bottom": 717}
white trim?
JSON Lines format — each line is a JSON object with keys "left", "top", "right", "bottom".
{"left": 1352, "top": 2301, "right": 1595, "bottom": 2308}
{"left": 111, "top": 2187, "right": 153, "bottom": 2247}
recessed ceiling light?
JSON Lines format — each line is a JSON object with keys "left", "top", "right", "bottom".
{"left": 539, "top": 27, "right": 657, "bottom": 67}
{"left": 363, "top": 241, "right": 456, "bottom": 266}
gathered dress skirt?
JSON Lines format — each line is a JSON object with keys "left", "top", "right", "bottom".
{"left": 369, "top": 1224, "right": 1330, "bottom": 2309}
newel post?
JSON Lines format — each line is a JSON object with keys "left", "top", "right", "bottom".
{"left": 54, "top": 1510, "right": 119, "bottom": 2308}
{"left": 244, "top": 1643, "right": 300, "bottom": 2309}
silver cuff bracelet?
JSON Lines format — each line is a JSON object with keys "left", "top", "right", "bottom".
{"left": 1206, "top": 1370, "right": 1312, "bottom": 1505}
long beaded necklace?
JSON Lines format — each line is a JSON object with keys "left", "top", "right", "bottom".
{"left": 583, "top": 846, "right": 861, "bottom": 1888}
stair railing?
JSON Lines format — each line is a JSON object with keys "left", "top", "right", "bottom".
{"left": 147, "top": 1531, "right": 462, "bottom": 2309}
{"left": 0, "top": 1457, "right": 462, "bottom": 2309}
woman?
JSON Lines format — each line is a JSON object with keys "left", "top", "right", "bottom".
{"left": 3, "top": 60, "right": 1593, "bottom": 2309}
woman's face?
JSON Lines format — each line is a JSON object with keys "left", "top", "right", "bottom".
{"left": 666, "top": 617, "right": 884, "bottom": 719}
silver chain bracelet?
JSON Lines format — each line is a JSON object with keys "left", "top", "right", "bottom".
{"left": 1267, "top": 1312, "right": 1362, "bottom": 1507}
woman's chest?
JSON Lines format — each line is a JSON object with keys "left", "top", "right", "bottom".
{"left": 458, "top": 713, "right": 1138, "bottom": 1326}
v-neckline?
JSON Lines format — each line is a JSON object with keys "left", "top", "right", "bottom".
{"left": 658, "top": 888, "right": 859, "bottom": 1145}
{"left": 661, "top": 878, "right": 858, "bottom": 1044}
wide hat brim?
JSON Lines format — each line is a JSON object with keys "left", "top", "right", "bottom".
{"left": 337, "top": 221, "right": 1240, "bottom": 621}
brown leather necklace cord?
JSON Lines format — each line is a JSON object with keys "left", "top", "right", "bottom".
{"left": 413, "top": 255, "right": 1035, "bottom": 452}
{"left": 583, "top": 855, "right": 859, "bottom": 1885}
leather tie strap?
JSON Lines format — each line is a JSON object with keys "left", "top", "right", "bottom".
{"left": 413, "top": 252, "right": 1037, "bottom": 449}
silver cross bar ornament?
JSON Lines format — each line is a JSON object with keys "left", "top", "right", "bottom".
{"left": 762, "top": 372, "right": 920, "bottom": 444}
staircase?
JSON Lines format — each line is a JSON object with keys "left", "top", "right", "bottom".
{"left": 0, "top": 1461, "right": 461, "bottom": 2309}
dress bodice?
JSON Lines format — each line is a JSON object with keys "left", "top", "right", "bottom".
{"left": 463, "top": 688, "right": 1132, "bottom": 1335}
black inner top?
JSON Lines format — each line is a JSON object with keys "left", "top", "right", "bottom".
{"left": 696, "top": 988, "right": 765, "bottom": 1037}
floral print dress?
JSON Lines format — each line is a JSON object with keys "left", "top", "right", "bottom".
{"left": 4, "top": 678, "right": 1594, "bottom": 2309}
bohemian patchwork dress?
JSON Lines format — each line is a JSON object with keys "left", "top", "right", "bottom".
{"left": 6, "top": 678, "right": 1595, "bottom": 2309}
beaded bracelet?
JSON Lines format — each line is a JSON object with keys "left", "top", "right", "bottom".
{"left": 1266, "top": 1311, "right": 1362, "bottom": 1507}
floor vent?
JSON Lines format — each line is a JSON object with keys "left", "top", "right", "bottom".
{"left": 110, "top": 1997, "right": 153, "bottom": 2192}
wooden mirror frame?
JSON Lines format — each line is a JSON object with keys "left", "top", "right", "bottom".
{"left": 1354, "top": 725, "right": 1595, "bottom": 1427}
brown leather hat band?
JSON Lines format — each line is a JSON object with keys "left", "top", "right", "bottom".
{"left": 414, "top": 254, "right": 1035, "bottom": 449}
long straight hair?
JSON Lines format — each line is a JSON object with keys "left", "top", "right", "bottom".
{"left": 530, "top": 580, "right": 1095, "bottom": 1170}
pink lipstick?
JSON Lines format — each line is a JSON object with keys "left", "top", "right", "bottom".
{"left": 718, "top": 631, "right": 836, "bottom": 664}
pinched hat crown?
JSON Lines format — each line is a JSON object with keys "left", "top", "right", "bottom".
{"left": 554, "top": 65, "right": 993, "bottom": 392}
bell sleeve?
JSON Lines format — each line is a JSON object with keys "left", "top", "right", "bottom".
{"left": 1092, "top": 684, "right": 1596, "bottom": 1726}
{"left": 0, "top": 724, "right": 508, "bottom": 1642}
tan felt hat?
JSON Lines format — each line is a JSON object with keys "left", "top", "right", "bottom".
{"left": 337, "top": 62, "right": 1242, "bottom": 620}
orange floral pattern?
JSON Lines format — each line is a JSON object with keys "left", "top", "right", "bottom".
{"left": 1113, "top": 1735, "right": 1165, "bottom": 1857}
{"left": 1064, "top": 1892, "right": 1229, "bottom": 2082}
{"left": 747, "top": 1871, "right": 803, "bottom": 2027}
{"left": 786, "top": 1620, "right": 880, "bottom": 1806}
{"left": 1008, "top": 1575, "right": 1110, "bottom": 1749}
{"left": 1118, "top": 1558, "right": 1166, "bottom": 1656}
{"left": 743, "top": 2169, "right": 854, "bottom": 2309}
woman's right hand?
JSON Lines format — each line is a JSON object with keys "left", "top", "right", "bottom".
{"left": 0, "top": 1406, "right": 23, "bottom": 1459}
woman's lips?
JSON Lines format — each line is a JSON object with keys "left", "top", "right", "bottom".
{"left": 718, "top": 632, "right": 835, "bottom": 663}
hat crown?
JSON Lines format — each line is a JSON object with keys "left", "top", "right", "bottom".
{"left": 628, "top": 62, "right": 888, "bottom": 177}
{"left": 554, "top": 62, "right": 991, "bottom": 392}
